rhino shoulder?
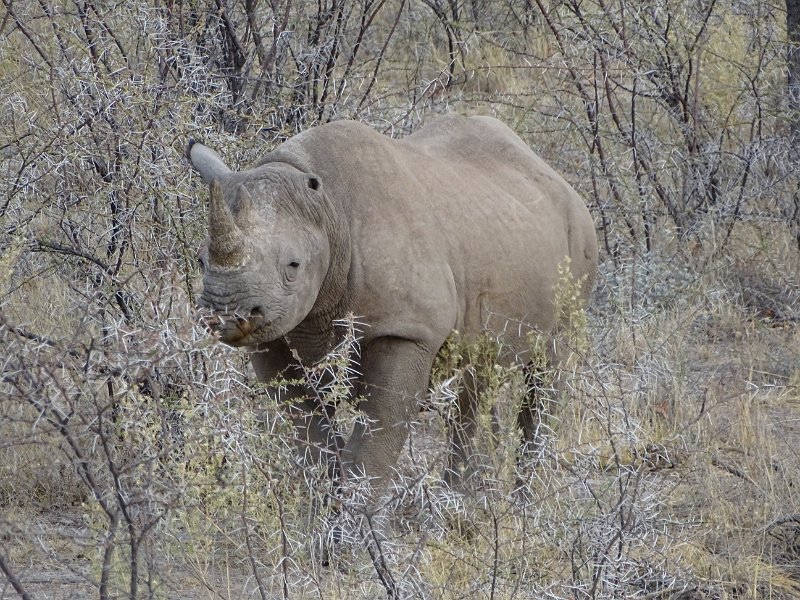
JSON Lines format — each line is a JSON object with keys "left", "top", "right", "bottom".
{"left": 257, "top": 120, "right": 388, "bottom": 174}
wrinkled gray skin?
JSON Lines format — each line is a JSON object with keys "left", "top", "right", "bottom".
{"left": 189, "top": 115, "right": 598, "bottom": 497}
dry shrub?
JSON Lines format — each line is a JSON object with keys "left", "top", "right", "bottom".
{"left": 2, "top": 0, "right": 800, "bottom": 598}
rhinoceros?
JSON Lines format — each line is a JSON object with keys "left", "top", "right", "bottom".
{"left": 189, "top": 115, "right": 597, "bottom": 495}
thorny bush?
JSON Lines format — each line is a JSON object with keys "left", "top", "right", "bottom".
{"left": 2, "top": 0, "right": 800, "bottom": 598}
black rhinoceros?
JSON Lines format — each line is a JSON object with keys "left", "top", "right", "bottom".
{"left": 189, "top": 115, "right": 597, "bottom": 495}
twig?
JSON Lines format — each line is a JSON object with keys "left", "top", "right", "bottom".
{"left": 764, "top": 514, "right": 800, "bottom": 532}
{"left": 0, "top": 312, "right": 57, "bottom": 348}
{"left": 0, "top": 551, "right": 31, "bottom": 600}
{"left": 710, "top": 454, "right": 756, "bottom": 486}
{"left": 363, "top": 513, "right": 398, "bottom": 599}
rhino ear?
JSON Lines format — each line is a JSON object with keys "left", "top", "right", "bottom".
{"left": 188, "top": 139, "right": 232, "bottom": 184}
{"left": 307, "top": 174, "right": 321, "bottom": 191}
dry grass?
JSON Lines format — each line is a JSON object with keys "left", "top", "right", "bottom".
{"left": 1, "top": 238, "right": 799, "bottom": 598}
{"left": 2, "top": 0, "right": 800, "bottom": 597}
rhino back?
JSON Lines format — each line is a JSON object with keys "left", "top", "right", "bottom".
{"left": 263, "top": 117, "right": 596, "bottom": 359}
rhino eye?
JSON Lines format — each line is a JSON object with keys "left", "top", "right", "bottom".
{"left": 284, "top": 260, "right": 301, "bottom": 283}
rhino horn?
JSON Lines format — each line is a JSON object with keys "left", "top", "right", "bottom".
{"left": 234, "top": 183, "right": 257, "bottom": 229}
{"left": 208, "top": 180, "right": 246, "bottom": 266}
{"left": 189, "top": 140, "right": 232, "bottom": 183}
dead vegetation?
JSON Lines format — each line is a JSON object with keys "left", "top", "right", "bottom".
{"left": 1, "top": 0, "right": 800, "bottom": 598}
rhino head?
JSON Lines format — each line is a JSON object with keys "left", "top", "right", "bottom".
{"left": 189, "top": 141, "right": 330, "bottom": 347}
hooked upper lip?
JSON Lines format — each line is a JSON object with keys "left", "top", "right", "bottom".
{"left": 198, "top": 305, "right": 268, "bottom": 343}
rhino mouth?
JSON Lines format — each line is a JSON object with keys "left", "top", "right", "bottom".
{"left": 200, "top": 306, "right": 271, "bottom": 346}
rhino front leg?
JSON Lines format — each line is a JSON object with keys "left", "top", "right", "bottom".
{"left": 285, "top": 393, "right": 344, "bottom": 478}
{"left": 341, "top": 337, "right": 434, "bottom": 496}
{"left": 251, "top": 342, "right": 343, "bottom": 476}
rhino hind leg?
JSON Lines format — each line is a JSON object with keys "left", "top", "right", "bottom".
{"left": 444, "top": 366, "right": 485, "bottom": 491}
{"left": 518, "top": 366, "right": 548, "bottom": 456}
{"left": 515, "top": 360, "right": 557, "bottom": 497}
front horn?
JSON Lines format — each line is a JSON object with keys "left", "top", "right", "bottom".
{"left": 208, "top": 180, "right": 246, "bottom": 267}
